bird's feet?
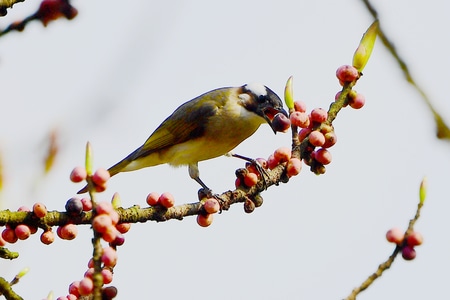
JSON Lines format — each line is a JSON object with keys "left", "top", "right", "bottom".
{"left": 229, "top": 153, "right": 270, "bottom": 190}
{"left": 198, "top": 188, "right": 227, "bottom": 213}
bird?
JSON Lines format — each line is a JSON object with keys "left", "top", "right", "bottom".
{"left": 77, "top": 83, "right": 287, "bottom": 194}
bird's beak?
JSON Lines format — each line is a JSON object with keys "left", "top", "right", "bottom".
{"left": 262, "top": 106, "right": 289, "bottom": 134}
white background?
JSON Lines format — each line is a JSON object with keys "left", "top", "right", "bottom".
{"left": 0, "top": 0, "right": 449, "bottom": 299}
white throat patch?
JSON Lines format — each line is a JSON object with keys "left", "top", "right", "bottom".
{"left": 245, "top": 83, "right": 267, "bottom": 97}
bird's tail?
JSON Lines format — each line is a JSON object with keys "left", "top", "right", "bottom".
{"left": 76, "top": 151, "right": 137, "bottom": 194}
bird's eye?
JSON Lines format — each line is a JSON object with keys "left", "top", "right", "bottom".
{"left": 257, "top": 95, "right": 267, "bottom": 103}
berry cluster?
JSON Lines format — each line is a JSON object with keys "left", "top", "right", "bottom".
{"left": 335, "top": 65, "right": 366, "bottom": 109}
{"left": 57, "top": 247, "right": 118, "bottom": 299}
{"left": 0, "top": 203, "right": 51, "bottom": 245}
{"left": 386, "top": 228, "right": 423, "bottom": 260}
{"left": 289, "top": 101, "right": 335, "bottom": 175}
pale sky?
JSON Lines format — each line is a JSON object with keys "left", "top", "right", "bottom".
{"left": 1, "top": 0, "right": 449, "bottom": 299}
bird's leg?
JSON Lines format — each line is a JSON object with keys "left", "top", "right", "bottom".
{"left": 189, "top": 163, "right": 226, "bottom": 211}
{"left": 227, "top": 152, "right": 270, "bottom": 189}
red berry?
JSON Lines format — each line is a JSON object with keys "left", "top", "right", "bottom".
{"left": 298, "top": 128, "right": 311, "bottom": 142}
{"left": 197, "top": 214, "right": 213, "bottom": 227}
{"left": 101, "top": 269, "right": 113, "bottom": 284}
{"left": 290, "top": 111, "right": 310, "bottom": 128}
{"left": 309, "top": 131, "right": 325, "bottom": 147}
{"left": 81, "top": 197, "right": 93, "bottom": 211}
{"left": 203, "top": 198, "right": 220, "bottom": 214}
{"left": 60, "top": 224, "right": 78, "bottom": 240}
{"left": 40, "top": 230, "right": 55, "bottom": 245}
{"left": 146, "top": 192, "right": 160, "bottom": 206}
{"left": 314, "top": 148, "right": 332, "bottom": 165}
{"left": 2, "top": 228, "right": 18, "bottom": 243}
{"left": 294, "top": 101, "right": 307, "bottom": 113}
{"left": 15, "top": 224, "right": 31, "bottom": 240}
{"left": 92, "top": 215, "right": 113, "bottom": 233}
{"left": 78, "top": 277, "right": 94, "bottom": 296}
{"left": 68, "top": 281, "right": 81, "bottom": 297}
{"left": 159, "top": 192, "right": 175, "bottom": 208}
{"left": 406, "top": 231, "right": 423, "bottom": 247}
{"left": 273, "top": 147, "right": 291, "bottom": 163}
{"left": 92, "top": 168, "right": 110, "bottom": 186}
{"left": 386, "top": 227, "right": 404, "bottom": 245}
{"left": 286, "top": 158, "right": 302, "bottom": 177}
{"left": 310, "top": 108, "right": 328, "bottom": 123}
{"left": 348, "top": 92, "right": 366, "bottom": 109}
{"left": 402, "top": 245, "right": 417, "bottom": 261}
{"left": 336, "top": 65, "right": 359, "bottom": 83}
{"left": 323, "top": 131, "right": 338, "bottom": 148}
{"left": 244, "top": 172, "right": 258, "bottom": 187}
{"left": 271, "top": 113, "right": 291, "bottom": 133}
{"left": 102, "top": 227, "right": 117, "bottom": 243}
{"left": 70, "top": 166, "right": 87, "bottom": 183}
{"left": 101, "top": 247, "right": 118, "bottom": 267}
{"left": 266, "top": 154, "right": 279, "bottom": 170}
{"left": 95, "top": 201, "right": 114, "bottom": 215}
{"left": 102, "top": 286, "right": 118, "bottom": 299}
{"left": 33, "top": 202, "right": 47, "bottom": 218}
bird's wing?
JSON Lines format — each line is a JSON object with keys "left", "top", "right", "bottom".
{"left": 132, "top": 95, "right": 225, "bottom": 159}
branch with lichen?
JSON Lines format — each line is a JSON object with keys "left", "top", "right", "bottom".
{"left": 0, "top": 21, "right": 401, "bottom": 300}
{"left": 345, "top": 178, "right": 427, "bottom": 300}
{"left": 360, "top": 0, "right": 450, "bottom": 140}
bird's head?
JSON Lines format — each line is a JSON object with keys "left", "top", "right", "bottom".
{"left": 238, "top": 83, "right": 288, "bottom": 133}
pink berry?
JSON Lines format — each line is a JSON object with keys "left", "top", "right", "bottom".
{"left": 92, "top": 215, "right": 113, "bottom": 233}
{"left": 310, "top": 108, "right": 328, "bottom": 123}
{"left": 273, "top": 147, "right": 291, "bottom": 163}
{"left": 101, "top": 247, "right": 118, "bottom": 267}
{"left": 33, "top": 202, "right": 47, "bottom": 218}
{"left": 40, "top": 230, "right": 55, "bottom": 245}
{"left": 78, "top": 277, "right": 94, "bottom": 296}
{"left": 314, "top": 148, "right": 332, "bottom": 165}
{"left": 203, "top": 198, "right": 220, "bottom": 214}
{"left": 110, "top": 210, "right": 119, "bottom": 225}
{"left": 244, "top": 172, "right": 258, "bottom": 187}
{"left": 146, "top": 192, "right": 160, "bottom": 206}
{"left": 95, "top": 201, "right": 114, "bottom": 215}
{"left": 67, "top": 294, "right": 77, "bottom": 300}
{"left": 406, "top": 231, "right": 423, "bottom": 247}
{"left": 2, "top": 228, "right": 18, "bottom": 243}
{"left": 266, "top": 154, "right": 279, "bottom": 170}
{"left": 92, "top": 168, "right": 110, "bottom": 186}
{"left": 298, "top": 128, "right": 312, "bottom": 142}
{"left": 349, "top": 92, "right": 365, "bottom": 109}
{"left": 255, "top": 158, "right": 268, "bottom": 169}
{"left": 60, "top": 224, "right": 78, "bottom": 240}
{"left": 290, "top": 111, "right": 310, "bottom": 128}
{"left": 68, "top": 281, "right": 81, "bottom": 297}
{"left": 309, "top": 131, "right": 325, "bottom": 147}
{"left": 323, "top": 131, "right": 338, "bottom": 148}
{"left": 101, "top": 268, "right": 113, "bottom": 284}
{"left": 116, "top": 223, "right": 131, "bottom": 234}
{"left": 271, "top": 113, "right": 291, "bottom": 133}
{"left": 294, "top": 101, "right": 307, "bottom": 113}
{"left": 15, "top": 224, "right": 31, "bottom": 240}
{"left": 401, "top": 245, "right": 416, "bottom": 261}
{"left": 386, "top": 227, "right": 404, "bottom": 245}
{"left": 159, "top": 192, "right": 175, "bottom": 208}
{"left": 336, "top": 65, "right": 359, "bottom": 83}
{"left": 102, "top": 227, "right": 117, "bottom": 243}
{"left": 196, "top": 214, "right": 213, "bottom": 227}
{"left": 286, "top": 158, "right": 302, "bottom": 177}
{"left": 81, "top": 197, "right": 93, "bottom": 211}
{"left": 70, "top": 166, "right": 87, "bottom": 183}
{"left": 17, "top": 206, "right": 30, "bottom": 212}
